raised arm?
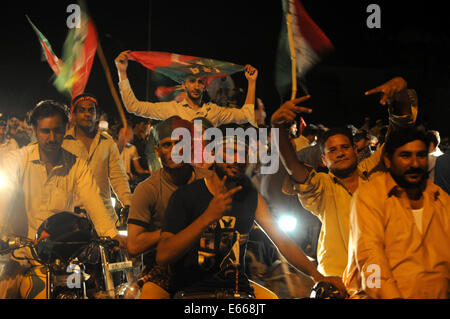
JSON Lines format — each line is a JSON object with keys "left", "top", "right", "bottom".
{"left": 365, "top": 77, "right": 417, "bottom": 128}
{"left": 215, "top": 65, "right": 258, "bottom": 127}
{"left": 270, "top": 96, "right": 313, "bottom": 183}
{"left": 156, "top": 177, "right": 241, "bottom": 265}
{"left": 115, "top": 50, "right": 177, "bottom": 120}
{"left": 254, "top": 193, "right": 347, "bottom": 296}
{"left": 243, "top": 64, "right": 257, "bottom": 106}
{"left": 115, "top": 50, "right": 131, "bottom": 83}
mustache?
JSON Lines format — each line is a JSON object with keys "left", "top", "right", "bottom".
{"left": 228, "top": 163, "right": 246, "bottom": 171}
{"left": 404, "top": 168, "right": 426, "bottom": 175}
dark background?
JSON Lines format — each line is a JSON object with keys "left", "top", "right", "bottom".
{"left": 1, "top": 0, "right": 449, "bottom": 137}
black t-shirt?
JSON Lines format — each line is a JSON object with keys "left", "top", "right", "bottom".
{"left": 162, "top": 177, "right": 258, "bottom": 294}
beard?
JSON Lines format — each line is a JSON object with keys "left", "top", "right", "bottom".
{"left": 165, "top": 164, "right": 193, "bottom": 186}
{"left": 390, "top": 167, "right": 428, "bottom": 190}
{"left": 214, "top": 163, "right": 252, "bottom": 201}
{"left": 215, "top": 163, "right": 247, "bottom": 184}
{"left": 187, "top": 90, "right": 203, "bottom": 102}
{"left": 330, "top": 161, "right": 358, "bottom": 179}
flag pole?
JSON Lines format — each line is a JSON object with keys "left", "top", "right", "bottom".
{"left": 286, "top": 1, "right": 298, "bottom": 100}
{"left": 96, "top": 41, "right": 128, "bottom": 130}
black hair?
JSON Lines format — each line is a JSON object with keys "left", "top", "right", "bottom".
{"left": 29, "top": 100, "right": 69, "bottom": 128}
{"left": 318, "top": 126, "right": 354, "bottom": 154}
{"left": 71, "top": 93, "right": 99, "bottom": 113}
{"left": 132, "top": 116, "right": 151, "bottom": 128}
{"left": 216, "top": 123, "right": 257, "bottom": 150}
{"left": 377, "top": 125, "right": 389, "bottom": 145}
{"left": 384, "top": 126, "right": 430, "bottom": 157}
{"left": 302, "top": 124, "right": 319, "bottom": 137}
{"left": 353, "top": 128, "right": 370, "bottom": 142}
{"left": 112, "top": 121, "right": 133, "bottom": 140}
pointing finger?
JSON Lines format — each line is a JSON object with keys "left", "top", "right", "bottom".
{"left": 291, "top": 95, "right": 311, "bottom": 104}
{"left": 225, "top": 185, "right": 243, "bottom": 197}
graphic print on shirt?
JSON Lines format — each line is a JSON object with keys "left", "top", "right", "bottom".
{"left": 198, "top": 215, "right": 248, "bottom": 280}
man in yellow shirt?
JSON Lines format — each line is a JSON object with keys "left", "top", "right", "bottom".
{"left": 271, "top": 77, "right": 416, "bottom": 278}
{"left": 344, "top": 127, "right": 450, "bottom": 299}
{"left": 0, "top": 100, "right": 124, "bottom": 298}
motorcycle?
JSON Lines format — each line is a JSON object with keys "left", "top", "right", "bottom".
{"left": 0, "top": 212, "right": 136, "bottom": 299}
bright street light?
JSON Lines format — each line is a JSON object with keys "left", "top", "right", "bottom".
{"left": 277, "top": 215, "right": 298, "bottom": 233}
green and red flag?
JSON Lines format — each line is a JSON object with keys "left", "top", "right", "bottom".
{"left": 54, "top": 3, "right": 98, "bottom": 99}
{"left": 26, "top": 15, "right": 63, "bottom": 76}
{"left": 275, "top": 0, "right": 333, "bottom": 100}
{"left": 28, "top": 1, "right": 97, "bottom": 100}
{"left": 128, "top": 51, "right": 244, "bottom": 84}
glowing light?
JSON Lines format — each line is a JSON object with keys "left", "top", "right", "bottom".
{"left": 111, "top": 197, "right": 116, "bottom": 208}
{"left": 278, "top": 215, "right": 298, "bottom": 233}
{"left": 0, "top": 172, "right": 9, "bottom": 190}
{"left": 119, "top": 230, "right": 128, "bottom": 236}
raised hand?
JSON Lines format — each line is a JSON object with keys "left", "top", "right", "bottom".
{"left": 115, "top": 50, "right": 132, "bottom": 73}
{"left": 365, "top": 77, "right": 408, "bottom": 106}
{"left": 271, "top": 95, "right": 312, "bottom": 125}
{"left": 244, "top": 64, "right": 258, "bottom": 82}
{"left": 205, "top": 176, "right": 242, "bottom": 223}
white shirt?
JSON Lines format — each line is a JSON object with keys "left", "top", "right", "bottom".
{"left": 0, "top": 137, "right": 19, "bottom": 154}
{"left": 120, "top": 143, "right": 139, "bottom": 177}
{"left": 62, "top": 128, "right": 132, "bottom": 211}
{"left": 411, "top": 208, "right": 424, "bottom": 234}
{"left": 118, "top": 79, "right": 257, "bottom": 127}
{"left": 0, "top": 144, "right": 118, "bottom": 243}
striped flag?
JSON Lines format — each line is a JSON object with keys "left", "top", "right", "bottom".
{"left": 128, "top": 51, "right": 244, "bottom": 84}
{"left": 54, "top": 4, "right": 98, "bottom": 99}
{"left": 26, "top": 16, "right": 63, "bottom": 76}
{"left": 27, "top": 2, "right": 97, "bottom": 99}
{"left": 275, "top": 0, "right": 333, "bottom": 100}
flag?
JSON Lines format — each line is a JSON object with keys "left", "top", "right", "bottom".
{"left": 128, "top": 51, "right": 244, "bottom": 84}
{"left": 275, "top": 0, "right": 333, "bottom": 100}
{"left": 154, "top": 85, "right": 186, "bottom": 102}
{"left": 54, "top": 1, "right": 98, "bottom": 99}
{"left": 26, "top": 16, "right": 63, "bottom": 75}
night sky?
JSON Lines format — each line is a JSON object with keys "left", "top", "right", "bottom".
{"left": 1, "top": 0, "right": 449, "bottom": 137}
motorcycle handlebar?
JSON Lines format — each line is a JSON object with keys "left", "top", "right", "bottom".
{"left": 0, "top": 236, "right": 119, "bottom": 256}
{"left": 0, "top": 237, "right": 35, "bottom": 255}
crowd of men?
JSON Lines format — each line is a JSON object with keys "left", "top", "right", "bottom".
{"left": 0, "top": 50, "right": 448, "bottom": 299}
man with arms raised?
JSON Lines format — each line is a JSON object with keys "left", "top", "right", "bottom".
{"left": 115, "top": 50, "right": 258, "bottom": 127}
{"left": 271, "top": 77, "right": 417, "bottom": 278}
